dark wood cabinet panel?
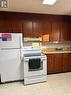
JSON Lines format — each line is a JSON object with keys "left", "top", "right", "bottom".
{"left": 47, "top": 54, "right": 55, "bottom": 74}
{"left": 62, "top": 53, "right": 71, "bottom": 72}
{"left": 47, "top": 54, "right": 63, "bottom": 74}
{"left": 51, "top": 22, "right": 61, "bottom": 41}
{"left": 23, "top": 20, "right": 33, "bottom": 37}
{"left": 0, "top": 19, "right": 5, "bottom": 32}
{"left": 54, "top": 54, "right": 63, "bottom": 73}
{"left": 68, "top": 54, "right": 71, "bottom": 72}
{"left": 33, "top": 21, "right": 43, "bottom": 37}
{"left": 70, "top": 30, "right": 71, "bottom": 41}
{"left": 60, "top": 22, "right": 70, "bottom": 41}
{"left": 41, "top": 21, "right": 51, "bottom": 35}
{"left": 23, "top": 20, "right": 51, "bottom": 38}
{"left": 33, "top": 20, "right": 51, "bottom": 38}
{"left": 0, "top": 19, "right": 22, "bottom": 33}
{"left": 42, "top": 21, "right": 52, "bottom": 41}
{"left": 62, "top": 53, "right": 70, "bottom": 72}
{"left": 69, "top": 23, "right": 71, "bottom": 41}
{"left": 11, "top": 20, "right": 22, "bottom": 33}
{"left": 0, "top": 19, "right": 12, "bottom": 33}
{"left": 47, "top": 53, "right": 71, "bottom": 74}
{"left": 23, "top": 20, "right": 44, "bottom": 37}
{"left": 50, "top": 21, "right": 70, "bottom": 42}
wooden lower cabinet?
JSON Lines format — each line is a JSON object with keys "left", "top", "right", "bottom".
{"left": 62, "top": 53, "right": 70, "bottom": 72}
{"left": 62, "top": 53, "right": 71, "bottom": 72}
{"left": 47, "top": 54, "right": 55, "bottom": 74}
{"left": 54, "top": 54, "right": 63, "bottom": 73}
{"left": 69, "top": 54, "right": 71, "bottom": 71}
{"left": 47, "top": 53, "right": 71, "bottom": 74}
{"left": 47, "top": 54, "right": 63, "bottom": 74}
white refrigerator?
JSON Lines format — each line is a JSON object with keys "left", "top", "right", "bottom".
{"left": 0, "top": 33, "right": 24, "bottom": 82}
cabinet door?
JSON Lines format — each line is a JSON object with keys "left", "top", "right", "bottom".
{"left": 23, "top": 20, "right": 33, "bottom": 37}
{"left": 47, "top": 54, "right": 55, "bottom": 74}
{"left": 60, "top": 22, "right": 70, "bottom": 41}
{"left": 41, "top": 21, "right": 51, "bottom": 36}
{"left": 69, "top": 29, "right": 71, "bottom": 41}
{"left": 0, "top": 19, "right": 12, "bottom": 33}
{"left": 33, "top": 20, "right": 51, "bottom": 38}
{"left": 68, "top": 54, "right": 71, "bottom": 72}
{"left": 62, "top": 54, "right": 69, "bottom": 72}
{"left": 69, "top": 23, "right": 71, "bottom": 41}
{"left": 0, "top": 19, "right": 5, "bottom": 32}
{"left": 11, "top": 20, "right": 22, "bottom": 33}
{"left": 47, "top": 54, "right": 63, "bottom": 74}
{"left": 63, "top": 53, "right": 71, "bottom": 72}
{"left": 33, "top": 21, "right": 42, "bottom": 37}
{"left": 51, "top": 22, "right": 61, "bottom": 41}
{"left": 54, "top": 54, "right": 63, "bottom": 73}
{"left": 0, "top": 19, "right": 22, "bottom": 33}
{"left": 42, "top": 20, "right": 52, "bottom": 42}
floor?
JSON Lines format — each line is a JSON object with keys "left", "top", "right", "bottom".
{"left": 0, "top": 72, "right": 71, "bottom": 95}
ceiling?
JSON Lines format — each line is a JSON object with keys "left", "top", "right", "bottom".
{"left": 0, "top": 0, "right": 71, "bottom": 15}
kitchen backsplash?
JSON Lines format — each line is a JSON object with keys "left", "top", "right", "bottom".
{"left": 42, "top": 42, "right": 71, "bottom": 48}
{"left": 23, "top": 41, "right": 71, "bottom": 50}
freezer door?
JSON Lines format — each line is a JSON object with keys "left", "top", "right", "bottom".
{"left": 0, "top": 49, "right": 24, "bottom": 82}
{"left": 0, "top": 33, "right": 23, "bottom": 49}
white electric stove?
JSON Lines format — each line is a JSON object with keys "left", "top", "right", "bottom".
{"left": 22, "top": 46, "right": 47, "bottom": 85}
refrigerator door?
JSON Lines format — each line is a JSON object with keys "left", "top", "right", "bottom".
{"left": 0, "top": 33, "right": 23, "bottom": 49}
{"left": 0, "top": 35, "right": 2, "bottom": 49}
{"left": 0, "top": 50, "right": 1, "bottom": 75}
{"left": 0, "top": 49, "right": 24, "bottom": 82}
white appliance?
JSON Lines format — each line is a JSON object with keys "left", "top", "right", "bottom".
{"left": 22, "top": 46, "right": 47, "bottom": 85}
{"left": 0, "top": 33, "right": 24, "bottom": 82}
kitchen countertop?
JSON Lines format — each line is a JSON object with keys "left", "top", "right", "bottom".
{"left": 42, "top": 50, "right": 71, "bottom": 54}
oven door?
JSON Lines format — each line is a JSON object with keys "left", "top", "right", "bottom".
{"left": 23, "top": 55, "right": 47, "bottom": 77}
{"left": 29, "top": 58, "right": 42, "bottom": 71}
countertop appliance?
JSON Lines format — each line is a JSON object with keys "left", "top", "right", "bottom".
{"left": 22, "top": 46, "right": 47, "bottom": 85}
{"left": 0, "top": 33, "right": 24, "bottom": 82}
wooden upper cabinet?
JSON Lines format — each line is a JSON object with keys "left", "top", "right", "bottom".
{"left": 42, "top": 21, "right": 52, "bottom": 41}
{"left": 60, "top": 22, "right": 70, "bottom": 41}
{"left": 11, "top": 19, "right": 22, "bottom": 33}
{"left": 51, "top": 21, "right": 70, "bottom": 42}
{"left": 0, "top": 18, "right": 22, "bottom": 33}
{"left": 50, "top": 21, "right": 61, "bottom": 41}
{"left": 69, "top": 23, "right": 71, "bottom": 41}
{"left": 23, "top": 20, "right": 33, "bottom": 37}
{"left": 0, "top": 19, "right": 5, "bottom": 32}
{"left": 33, "top": 21, "right": 42, "bottom": 37}
{"left": 41, "top": 21, "right": 51, "bottom": 35}
{"left": 23, "top": 20, "right": 51, "bottom": 38}
{"left": 33, "top": 20, "right": 51, "bottom": 38}
{"left": 0, "top": 19, "right": 12, "bottom": 33}
{"left": 0, "top": 12, "right": 71, "bottom": 41}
